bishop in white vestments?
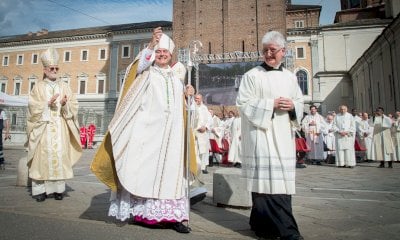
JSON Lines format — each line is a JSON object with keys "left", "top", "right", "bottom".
{"left": 27, "top": 47, "right": 82, "bottom": 202}
{"left": 107, "top": 28, "right": 192, "bottom": 233}
{"left": 237, "top": 31, "right": 304, "bottom": 240}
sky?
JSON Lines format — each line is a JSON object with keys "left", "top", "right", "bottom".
{"left": 0, "top": 0, "right": 340, "bottom": 37}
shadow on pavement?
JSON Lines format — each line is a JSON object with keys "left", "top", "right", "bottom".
{"left": 190, "top": 197, "right": 255, "bottom": 238}
{"left": 79, "top": 190, "right": 114, "bottom": 223}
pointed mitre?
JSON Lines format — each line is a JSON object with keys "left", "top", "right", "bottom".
{"left": 155, "top": 34, "right": 175, "bottom": 53}
{"left": 41, "top": 47, "right": 59, "bottom": 67}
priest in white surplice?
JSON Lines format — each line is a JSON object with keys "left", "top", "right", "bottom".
{"left": 193, "top": 94, "right": 211, "bottom": 174}
{"left": 209, "top": 109, "right": 224, "bottom": 163}
{"left": 107, "top": 27, "right": 193, "bottom": 233}
{"left": 371, "top": 107, "right": 397, "bottom": 168}
{"left": 223, "top": 110, "right": 235, "bottom": 144}
{"left": 356, "top": 112, "right": 373, "bottom": 161}
{"left": 322, "top": 113, "right": 335, "bottom": 162}
{"left": 227, "top": 114, "right": 242, "bottom": 168}
{"left": 333, "top": 105, "right": 356, "bottom": 168}
{"left": 209, "top": 110, "right": 224, "bottom": 148}
{"left": 301, "top": 105, "right": 326, "bottom": 165}
{"left": 237, "top": 31, "right": 304, "bottom": 240}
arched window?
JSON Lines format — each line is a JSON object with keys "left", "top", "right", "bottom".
{"left": 296, "top": 70, "right": 308, "bottom": 95}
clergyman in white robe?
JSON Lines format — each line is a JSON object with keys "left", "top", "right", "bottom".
{"left": 371, "top": 108, "right": 397, "bottom": 168}
{"left": 209, "top": 111, "right": 224, "bottom": 163}
{"left": 301, "top": 107, "right": 326, "bottom": 164}
{"left": 27, "top": 47, "right": 82, "bottom": 202}
{"left": 107, "top": 32, "right": 191, "bottom": 232}
{"left": 394, "top": 112, "right": 400, "bottom": 161}
{"left": 333, "top": 106, "right": 356, "bottom": 168}
{"left": 228, "top": 116, "right": 241, "bottom": 166}
{"left": 193, "top": 94, "right": 211, "bottom": 173}
{"left": 356, "top": 113, "right": 373, "bottom": 161}
{"left": 209, "top": 111, "right": 224, "bottom": 148}
{"left": 237, "top": 30, "right": 304, "bottom": 240}
{"left": 322, "top": 114, "right": 335, "bottom": 161}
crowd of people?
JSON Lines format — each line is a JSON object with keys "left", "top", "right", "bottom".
{"left": 300, "top": 105, "right": 400, "bottom": 168}
{"left": 194, "top": 106, "right": 243, "bottom": 173}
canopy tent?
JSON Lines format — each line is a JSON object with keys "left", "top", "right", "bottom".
{"left": 0, "top": 92, "right": 28, "bottom": 107}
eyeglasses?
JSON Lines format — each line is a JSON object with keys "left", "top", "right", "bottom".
{"left": 48, "top": 67, "right": 59, "bottom": 72}
{"left": 262, "top": 48, "right": 282, "bottom": 55}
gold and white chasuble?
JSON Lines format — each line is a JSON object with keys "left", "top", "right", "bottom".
{"left": 90, "top": 63, "right": 197, "bottom": 194}
{"left": 27, "top": 79, "right": 82, "bottom": 180}
{"left": 108, "top": 61, "right": 187, "bottom": 200}
{"left": 237, "top": 66, "right": 304, "bottom": 195}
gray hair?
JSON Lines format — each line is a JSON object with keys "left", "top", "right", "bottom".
{"left": 261, "top": 31, "right": 286, "bottom": 48}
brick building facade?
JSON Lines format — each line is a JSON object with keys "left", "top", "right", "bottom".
{"left": 172, "top": 0, "right": 286, "bottom": 55}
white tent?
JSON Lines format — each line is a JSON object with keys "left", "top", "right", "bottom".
{"left": 0, "top": 92, "right": 28, "bottom": 107}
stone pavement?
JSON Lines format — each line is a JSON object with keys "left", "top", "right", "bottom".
{"left": 1, "top": 145, "right": 400, "bottom": 240}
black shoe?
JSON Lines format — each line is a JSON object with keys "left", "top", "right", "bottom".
{"left": 171, "top": 222, "right": 191, "bottom": 233}
{"left": 34, "top": 193, "right": 46, "bottom": 202}
{"left": 202, "top": 170, "right": 208, "bottom": 174}
{"left": 233, "top": 163, "right": 242, "bottom": 168}
{"left": 254, "top": 231, "right": 279, "bottom": 239}
{"left": 54, "top": 193, "right": 63, "bottom": 200}
{"left": 281, "top": 235, "right": 304, "bottom": 240}
{"left": 296, "top": 163, "right": 307, "bottom": 168}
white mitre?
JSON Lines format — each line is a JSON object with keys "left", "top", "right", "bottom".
{"left": 171, "top": 62, "right": 187, "bottom": 83}
{"left": 41, "top": 47, "right": 59, "bottom": 67}
{"left": 150, "top": 34, "right": 175, "bottom": 62}
{"left": 155, "top": 33, "right": 175, "bottom": 53}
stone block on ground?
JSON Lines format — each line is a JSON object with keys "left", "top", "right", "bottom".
{"left": 16, "top": 156, "right": 31, "bottom": 187}
{"left": 213, "top": 168, "right": 251, "bottom": 208}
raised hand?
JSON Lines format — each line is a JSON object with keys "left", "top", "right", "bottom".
{"left": 148, "top": 27, "right": 163, "bottom": 50}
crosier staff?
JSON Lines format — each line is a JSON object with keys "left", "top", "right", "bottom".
{"left": 185, "top": 39, "right": 202, "bottom": 227}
